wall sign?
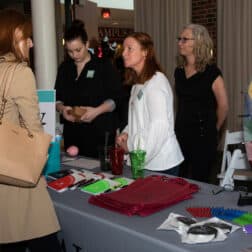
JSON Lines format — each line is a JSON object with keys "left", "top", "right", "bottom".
{"left": 37, "top": 89, "right": 56, "bottom": 140}
{"left": 98, "top": 27, "right": 134, "bottom": 43}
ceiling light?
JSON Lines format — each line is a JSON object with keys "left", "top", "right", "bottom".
{"left": 101, "top": 8, "right": 111, "bottom": 19}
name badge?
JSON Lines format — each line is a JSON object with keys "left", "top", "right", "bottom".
{"left": 86, "top": 70, "right": 95, "bottom": 78}
{"left": 137, "top": 90, "right": 143, "bottom": 100}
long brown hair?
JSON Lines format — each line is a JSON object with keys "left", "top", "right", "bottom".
{"left": 124, "top": 32, "right": 163, "bottom": 85}
{"left": 0, "top": 9, "right": 32, "bottom": 62}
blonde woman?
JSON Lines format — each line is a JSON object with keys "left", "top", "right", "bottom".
{"left": 174, "top": 24, "right": 228, "bottom": 183}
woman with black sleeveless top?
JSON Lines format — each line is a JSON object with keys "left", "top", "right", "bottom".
{"left": 175, "top": 24, "right": 228, "bottom": 183}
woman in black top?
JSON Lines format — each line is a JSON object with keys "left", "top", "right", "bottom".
{"left": 55, "top": 20, "right": 122, "bottom": 158}
{"left": 174, "top": 24, "right": 228, "bottom": 183}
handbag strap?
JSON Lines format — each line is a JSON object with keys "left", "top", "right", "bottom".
{"left": 0, "top": 62, "right": 33, "bottom": 138}
{"left": 0, "top": 63, "right": 17, "bottom": 121}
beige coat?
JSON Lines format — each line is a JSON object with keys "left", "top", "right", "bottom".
{"left": 0, "top": 54, "right": 60, "bottom": 243}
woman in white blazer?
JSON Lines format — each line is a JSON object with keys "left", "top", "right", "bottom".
{"left": 116, "top": 32, "right": 184, "bottom": 175}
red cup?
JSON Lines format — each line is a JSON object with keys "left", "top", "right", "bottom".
{"left": 109, "top": 147, "right": 125, "bottom": 175}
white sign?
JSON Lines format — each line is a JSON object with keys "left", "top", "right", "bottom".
{"left": 37, "top": 89, "right": 56, "bottom": 140}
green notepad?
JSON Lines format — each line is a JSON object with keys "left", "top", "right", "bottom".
{"left": 80, "top": 178, "right": 120, "bottom": 195}
{"left": 113, "top": 177, "right": 134, "bottom": 187}
{"left": 233, "top": 212, "right": 252, "bottom": 225}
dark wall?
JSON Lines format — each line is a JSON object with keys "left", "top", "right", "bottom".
{"left": 192, "top": 0, "right": 217, "bottom": 62}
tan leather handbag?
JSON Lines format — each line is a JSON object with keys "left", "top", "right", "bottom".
{"left": 0, "top": 62, "right": 52, "bottom": 187}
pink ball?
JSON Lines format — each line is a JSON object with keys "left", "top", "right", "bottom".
{"left": 66, "top": 145, "right": 79, "bottom": 157}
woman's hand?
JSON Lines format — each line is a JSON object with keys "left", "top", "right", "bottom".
{"left": 80, "top": 106, "right": 99, "bottom": 123}
{"left": 79, "top": 101, "right": 115, "bottom": 123}
{"left": 116, "top": 132, "right": 129, "bottom": 153}
{"left": 62, "top": 106, "right": 76, "bottom": 122}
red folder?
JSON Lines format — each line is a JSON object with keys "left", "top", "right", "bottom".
{"left": 47, "top": 172, "right": 87, "bottom": 192}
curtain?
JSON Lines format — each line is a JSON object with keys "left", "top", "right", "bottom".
{"left": 134, "top": 0, "right": 191, "bottom": 84}
{"left": 217, "top": 0, "right": 252, "bottom": 131}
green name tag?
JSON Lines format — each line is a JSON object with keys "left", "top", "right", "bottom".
{"left": 137, "top": 90, "right": 143, "bottom": 100}
{"left": 86, "top": 70, "right": 95, "bottom": 78}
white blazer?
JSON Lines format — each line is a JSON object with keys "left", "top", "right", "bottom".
{"left": 123, "top": 72, "right": 184, "bottom": 171}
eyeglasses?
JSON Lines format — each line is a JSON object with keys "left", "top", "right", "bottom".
{"left": 177, "top": 37, "right": 195, "bottom": 43}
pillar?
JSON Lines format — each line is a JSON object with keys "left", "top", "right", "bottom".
{"left": 31, "top": 0, "right": 57, "bottom": 89}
